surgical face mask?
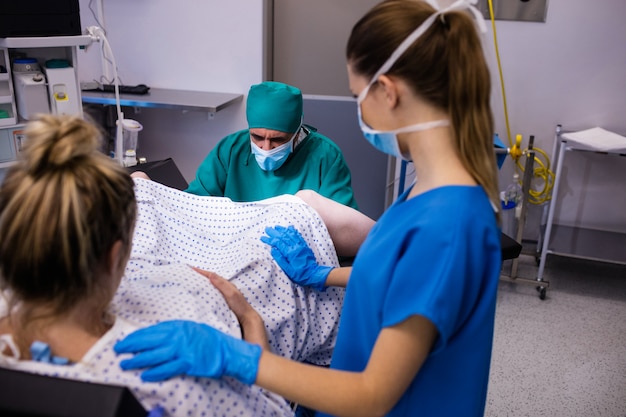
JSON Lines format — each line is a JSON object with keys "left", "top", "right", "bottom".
{"left": 356, "top": 88, "right": 450, "bottom": 160}
{"left": 355, "top": 0, "right": 485, "bottom": 160}
{"left": 250, "top": 129, "right": 298, "bottom": 171}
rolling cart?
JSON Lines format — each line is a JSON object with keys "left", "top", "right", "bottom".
{"left": 536, "top": 125, "right": 626, "bottom": 299}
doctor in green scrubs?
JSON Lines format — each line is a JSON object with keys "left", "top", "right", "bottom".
{"left": 185, "top": 81, "right": 358, "bottom": 209}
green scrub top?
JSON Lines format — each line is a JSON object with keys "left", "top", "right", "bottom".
{"left": 186, "top": 126, "right": 359, "bottom": 209}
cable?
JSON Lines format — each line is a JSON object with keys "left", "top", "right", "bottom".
{"left": 518, "top": 147, "right": 555, "bottom": 205}
{"left": 86, "top": 26, "right": 124, "bottom": 164}
{"left": 486, "top": 0, "right": 555, "bottom": 205}
{"left": 487, "top": 0, "right": 512, "bottom": 148}
{"left": 88, "top": 0, "right": 106, "bottom": 32}
{"left": 87, "top": 0, "right": 116, "bottom": 82}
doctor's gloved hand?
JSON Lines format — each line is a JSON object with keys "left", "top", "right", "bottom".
{"left": 114, "top": 320, "right": 262, "bottom": 384}
{"left": 260, "top": 225, "right": 333, "bottom": 291}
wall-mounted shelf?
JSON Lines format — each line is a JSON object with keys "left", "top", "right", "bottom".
{"left": 0, "top": 35, "right": 93, "bottom": 49}
{"left": 81, "top": 88, "right": 243, "bottom": 118}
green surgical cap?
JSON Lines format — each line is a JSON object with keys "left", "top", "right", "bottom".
{"left": 246, "top": 81, "right": 303, "bottom": 133}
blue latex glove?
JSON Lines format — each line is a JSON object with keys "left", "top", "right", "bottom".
{"left": 114, "top": 320, "right": 262, "bottom": 384}
{"left": 260, "top": 225, "right": 333, "bottom": 291}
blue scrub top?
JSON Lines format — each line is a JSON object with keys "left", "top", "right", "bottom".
{"left": 318, "top": 185, "right": 501, "bottom": 417}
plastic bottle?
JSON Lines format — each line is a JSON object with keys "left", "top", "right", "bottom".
{"left": 500, "top": 173, "right": 523, "bottom": 237}
{"left": 507, "top": 172, "right": 523, "bottom": 216}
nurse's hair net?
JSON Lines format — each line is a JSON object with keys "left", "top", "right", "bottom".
{"left": 246, "top": 81, "right": 303, "bottom": 133}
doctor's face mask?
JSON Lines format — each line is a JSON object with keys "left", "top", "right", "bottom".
{"left": 250, "top": 129, "right": 299, "bottom": 171}
{"left": 355, "top": 0, "right": 486, "bottom": 160}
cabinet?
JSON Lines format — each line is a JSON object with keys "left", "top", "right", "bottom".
{"left": 537, "top": 125, "right": 626, "bottom": 287}
{"left": 0, "top": 35, "right": 92, "bottom": 168}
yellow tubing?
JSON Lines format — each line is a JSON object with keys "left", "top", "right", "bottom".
{"left": 488, "top": 0, "right": 555, "bottom": 205}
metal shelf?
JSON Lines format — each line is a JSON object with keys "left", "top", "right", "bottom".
{"left": 0, "top": 35, "right": 93, "bottom": 48}
{"left": 81, "top": 88, "right": 243, "bottom": 117}
{"left": 544, "top": 224, "right": 626, "bottom": 265}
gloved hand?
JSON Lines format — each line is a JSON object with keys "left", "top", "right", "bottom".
{"left": 260, "top": 225, "right": 333, "bottom": 291}
{"left": 114, "top": 320, "right": 262, "bottom": 384}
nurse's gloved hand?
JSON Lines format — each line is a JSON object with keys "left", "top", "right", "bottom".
{"left": 114, "top": 320, "right": 261, "bottom": 384}
{"left": 261, "top": 225, "right": 333, "bottom": 291}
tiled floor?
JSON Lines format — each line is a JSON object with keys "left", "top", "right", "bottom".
{"left": 485, "top": 254, "right": 626, "bottom": 417}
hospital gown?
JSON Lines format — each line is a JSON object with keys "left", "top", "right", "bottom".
{"left": 124, "top": 178, "right": 344, "bottom": 365}
{"left": 0, "top": 179, "right": 345, "bottom": 416}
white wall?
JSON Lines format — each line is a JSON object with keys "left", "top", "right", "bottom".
{"left": 78, "top": 0, "right": 265, "bottom": 92}
{"left": 77, "top": 0, "right": 626, "bottom": 234}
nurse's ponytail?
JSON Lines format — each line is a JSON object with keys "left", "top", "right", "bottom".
{"left": 444, "top": 10, "right": 499, "bottom": 210}
{"left": 347, "top": 0, "right": 499, "bottom": 210}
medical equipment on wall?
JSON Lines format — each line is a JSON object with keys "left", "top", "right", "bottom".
{"left": 12, "top": 58, "right": 50, "bottom": 120}
{"left": 43, "top": 59, "right": 81, "bottom": 116}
